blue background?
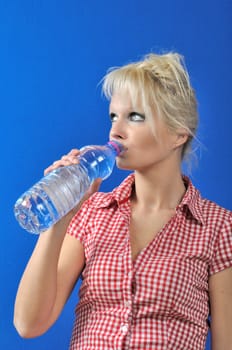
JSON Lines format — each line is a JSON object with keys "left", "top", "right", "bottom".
{"left": 0, "top": 0, "right": 231, "bottom": 349}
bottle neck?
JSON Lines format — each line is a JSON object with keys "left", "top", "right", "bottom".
{"left": 107, "top": 141, "right": 123, "bottom": 156}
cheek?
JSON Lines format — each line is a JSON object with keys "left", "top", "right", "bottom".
{"left": 116, "top": 148, "right": 154, "bottom": 170}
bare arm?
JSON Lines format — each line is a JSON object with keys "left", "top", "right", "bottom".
{"left": 209, "top": 266, "right": 232, "bottom": 350}
{"left": 14, "top": 149, "right": 101, "bottom": 338}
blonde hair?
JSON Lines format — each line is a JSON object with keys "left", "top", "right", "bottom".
{"left": 102, "top": 52, "right": 199, "bottom": 162}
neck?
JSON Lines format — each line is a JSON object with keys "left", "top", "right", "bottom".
{"left": 132, "top": 166, "right": 186, "bottom": 211}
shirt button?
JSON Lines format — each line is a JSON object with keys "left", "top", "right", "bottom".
{"left": 120, "top": 323, "right": 129, "bottom": 334}
{"left": 125, "top": 300, "right": 131, "bottom": 308}
{"left": 128, "top": 271, "right": 132, "bottom": 279}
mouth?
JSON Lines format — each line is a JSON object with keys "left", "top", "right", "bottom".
{"left": 117, "top": 147, "right": 127, "bottom": 157}
{"left": 110, "top": 140, "right": 127, "bottom": 155}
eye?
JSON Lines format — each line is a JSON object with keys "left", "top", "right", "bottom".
{"left": 109, "top": 113, "right": 118, "bottom": 122}
{"left": 129, "top": 112, "right": 145, "bottom": 122}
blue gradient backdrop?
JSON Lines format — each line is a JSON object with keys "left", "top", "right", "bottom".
{"left": 0, "top": 1, "right": 231, "bottom": 349}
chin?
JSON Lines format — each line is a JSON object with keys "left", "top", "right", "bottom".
{"left": 116, "top": 160, "right": 134, "bottom": 171}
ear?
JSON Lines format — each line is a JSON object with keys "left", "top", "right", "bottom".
{"left": 173, "top": 129, "right": 189, "bottom": 149}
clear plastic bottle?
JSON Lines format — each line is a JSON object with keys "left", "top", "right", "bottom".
{"left": 14, "top": 141, "right": 123, "bottom": 234}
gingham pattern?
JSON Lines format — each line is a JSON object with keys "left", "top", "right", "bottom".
{"left": 67, "top": 174, "right": 232, "bottom": 350}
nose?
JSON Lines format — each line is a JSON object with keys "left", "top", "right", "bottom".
{"left": 109, "top": 118, "right": 127, "bottom": 141}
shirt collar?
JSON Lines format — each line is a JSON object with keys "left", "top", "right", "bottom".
{"left": 177, "top": 175, "right": 205, "bottom": 225}
{"left": 92, "top": 173, "right": 134, "bottom": 209}
{"left": 93, "top": 173, "right": 205, "bottom": 225}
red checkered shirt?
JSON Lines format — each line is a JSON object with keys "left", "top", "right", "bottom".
{"left": 67, "top": 174, "right": 232, "bottom": 349}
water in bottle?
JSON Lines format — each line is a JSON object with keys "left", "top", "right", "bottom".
{"left": 14, "top": 141, "right": 123, "bottom": 234}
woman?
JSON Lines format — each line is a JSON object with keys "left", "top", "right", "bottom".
{"left": 14, "top": 52, "right": 232, "bottom": 349}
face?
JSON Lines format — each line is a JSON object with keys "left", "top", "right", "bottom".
{"left": 109, "top": 91, "right": 186, "bottom": 173}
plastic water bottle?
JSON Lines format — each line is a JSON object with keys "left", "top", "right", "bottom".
{"left": 14, "top": 141, "right": 123, "bottom": 234}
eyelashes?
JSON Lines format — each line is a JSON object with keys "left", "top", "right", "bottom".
{"left": 109, "top": 113, "right": 117, "bottom": 122}
{"left": 129, "top": 112, "right": 145, "bottom": 121}
{"left": 109, "top": 112, "right": 145, "bottom": 122}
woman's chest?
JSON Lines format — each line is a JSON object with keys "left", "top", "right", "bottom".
{"left": 129, "top": 208, "right": 176, "bottom": 261}
{"left": 81, "top": 210, "right": 211, "bottom": 311}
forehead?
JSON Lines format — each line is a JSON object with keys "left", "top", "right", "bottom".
{"left": 110, "top": 90, "right": 144, "bottom": 112}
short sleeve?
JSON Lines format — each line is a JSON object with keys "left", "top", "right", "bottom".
{"left": 209, "top": 215, "right": 232, "bottom": 275}
{"left": 66, "top": 199, "right": 91, "bottom": 244}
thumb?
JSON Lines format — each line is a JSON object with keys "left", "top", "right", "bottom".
{"left": 86, "top": 178, "right": 102, "bottom": 197}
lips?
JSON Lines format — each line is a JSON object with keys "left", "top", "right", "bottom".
{"left": 110, "top": 140, "right": 127, "bottom": 154}
{"left": 117, "top": 147, "right": 127, "bottom": 157}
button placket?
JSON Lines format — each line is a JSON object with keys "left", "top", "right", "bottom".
{"left": 120, "top": 323, "right": 129, "bottom": 335}
{"left": 120, "top": 232, "right": 133, "bottom": 342}
{"left": 124, "top": 300, "right": 131, "bottom": 308}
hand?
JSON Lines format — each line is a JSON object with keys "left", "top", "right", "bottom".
{"left": 44, "top": 149, "right": 102, "bottom": 219}
{"left": 44, "top": 148, "right": 80, "bottom": 175}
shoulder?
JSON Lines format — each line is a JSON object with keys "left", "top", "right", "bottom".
{"left": 200, "top": 197, "right": 232, "bottom": 229}
{"left": 189, "top": 185, "right": 232, "bottom": 275}
{"left": 197, "top": 191, "right": 232, "bottom": 274}
{"left": 184, "top": 176, "right": 231, "bottom": 229}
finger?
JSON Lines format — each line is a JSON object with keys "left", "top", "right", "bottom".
{"left": 44, "top": 160, "right": 68, "bottom": 175}
{"left": 61, "top": 155, "right": 78, "bottom": 164}
{"left": 44, "top": 164, "right": 60, "bottom": 175}
{"left": 44, "top": 152, "right": 80, "bottom": 175}
{"left": 68, "top": 149, "right": 80, "bottom": 156}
